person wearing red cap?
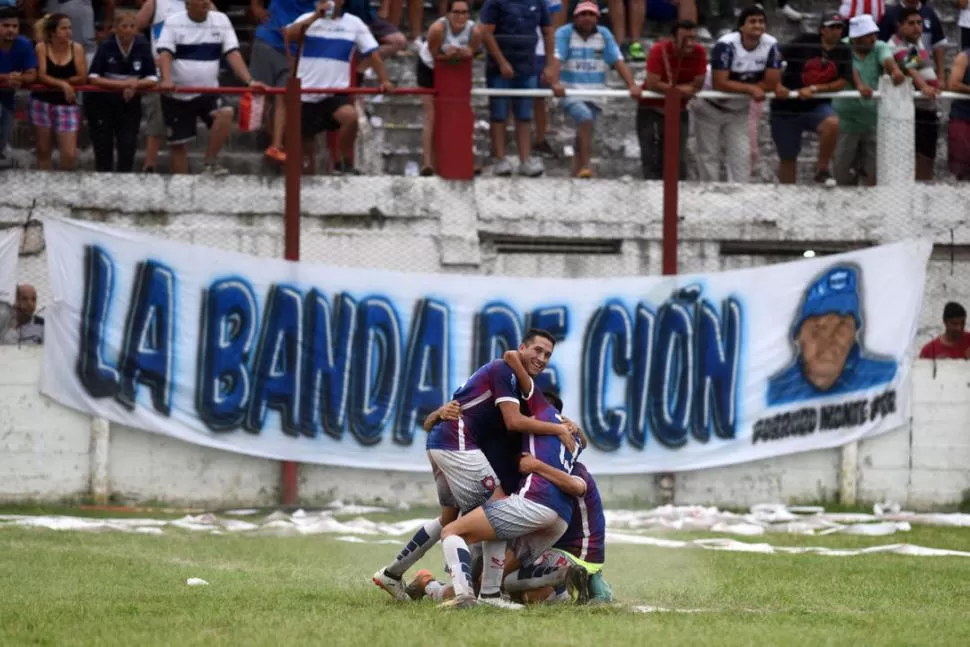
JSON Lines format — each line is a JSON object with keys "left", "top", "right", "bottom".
{"left": 770, "top": 14, "right": 852, "bottom": 186}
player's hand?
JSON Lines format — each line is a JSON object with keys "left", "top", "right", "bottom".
{"left": 518, "top": 453, "right": 541, "bottom": 474}
{"left": 557, "top": 426, "right": 577, "bottom": 454}
{"left": 437, "top": 400, "right": 461, "bottom": 422}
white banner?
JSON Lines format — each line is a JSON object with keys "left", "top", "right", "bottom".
{"left": 40, "top": 218, "right": 931, "bottom": 474}
{"left": 0, "top": 228, "right": 19, "bottom": 336}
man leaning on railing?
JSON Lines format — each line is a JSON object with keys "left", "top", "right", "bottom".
{"left": 0, "top": 6, "right": 36, "bottom": 169}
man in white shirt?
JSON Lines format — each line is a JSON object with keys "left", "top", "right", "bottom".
{"left": 285, "top": 0, "right": 392, "bottom": 175}
{"left": 156, "top": 0, "right": 267, "bottom": 175}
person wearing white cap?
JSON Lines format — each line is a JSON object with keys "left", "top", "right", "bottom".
{"left": 831, "top": 13, "right": 904, "bottom": 186}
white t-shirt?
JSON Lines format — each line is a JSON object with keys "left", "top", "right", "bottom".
{"left": 156, "top": 10, "right": 240, "bottom": 101}
{"left": 289, "top": 12, "right": 378, "bottom": 103}
{"left": 960, "top": 5, "right": 970, "bottom": 30}
{"left": 151, "top": 0, "right": 187, "bottom": 55}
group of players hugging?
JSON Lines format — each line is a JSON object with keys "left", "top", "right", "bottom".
{"left": 370, "top": 329, "right": 613, "bottom": 609}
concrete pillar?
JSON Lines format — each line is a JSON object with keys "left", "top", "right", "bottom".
{"left": 89, "top": 417, "right": 110, "bottom": 504}
{"left": 876, "top": 76, "right": 915, "bottom": 187}
{"left": 839, "top": 440, "right": 859, "bottom": 506}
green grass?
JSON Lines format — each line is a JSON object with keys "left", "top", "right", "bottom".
{"left": 3, "top": 517, "right": 970, "bottom": 646}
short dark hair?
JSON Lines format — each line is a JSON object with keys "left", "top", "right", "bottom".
{"left": 897, "top": 6, "right": 922, "bottom": 25}
{"left": 522, "top": 328, "right": 556, "bottom": 348}
{"left": 543, "top": 391, "right": 563, "bottom": 414}
{"left": 943, "top": 302, "right": 967, "bottom": 321}
{"left": 446, "top": 0, "right": 468, "bottom": 11}
{"left": 0, "top": 7, "right": 20, "bottom": 21}
{"left": 737, "top": 4, "right": 766, "bottom": 29}
{"left": 671, "top": 19, "right": 697, "bottom": 36}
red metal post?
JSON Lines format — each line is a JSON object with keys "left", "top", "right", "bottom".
{"left": 281, "top": 76, "right": 302, "bottom": 506}
{"left": 434, "top": 59, "right": 475, "bottom": 180}
{"left": 661, "top": 88, "right": 682, "bottom": 276}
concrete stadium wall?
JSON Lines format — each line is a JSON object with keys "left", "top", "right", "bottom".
{"left": 2, "top": 346, "right": 969, "bottom": 510}
{"left": 1, "top": 172, "right": 969, "bottom": 509}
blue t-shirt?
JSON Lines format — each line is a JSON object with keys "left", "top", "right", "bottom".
{"left": 255, "top": 0, "right": 318, "bottom": 51}
{"left": 0, "top": 36, "right": 38, "bottom": 110}
{"left": 480, "top": 0, "right": 550, "bottom": 78}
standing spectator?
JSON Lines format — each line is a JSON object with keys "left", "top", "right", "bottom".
{"left": 549, "top": 1, "right": 638, "bottom": 178}
{"left": 0, "top": 283, "right": 43, "bottom": 345}
{"left": 31, "top": 13, "right": 87, "bottom": 171}
{"left": 479, "top": 0, "right": 553, "bottom": 177}
{"left": 0, "top": 7, "right": 37, "bottom": 169}
{"left": 889, "top": 6, "right": 940, "bottom": 181}
{"left": 947, "top": 46, "right": 970, "bottom": 180}
{"left": 832, "top": 14, "right": 904, "bottom": 187}
{"left": 249, "top": 0, "right": 316, "bottom": 164}
{"left": 532, "top": 0, "right": 561, "bottom": 160}
{"left": 691, "top": 5, "right": 782, "bottom": 183}
{"left": 606, "top": 0, "right": 645, "bottom": 59}
{"left": 85, "top": 11, "right": 157, "bottom": 172}
{"left": 960, "top": 0, "right": 970, "bottom": 52}
{"left": 839, "top": 0, "right": 886, "bottom": 23}
{"left": 637, "top": 18, "right": 706, "bottom": 180}
{"left": 156, "top": 0, "right": 267, "bottom": 175}
{"left": 878, "top": 0, "right": 946, "bottom": 85}
{"left": 771, "top": 14, "right": 851, "bottom": 186}
{"left": 344, "top": 0, "right": 406, "bottom": 80}
{"left": 134, "top": 0, "right": 184, "bottom": 173}
{"left": 285, "top": 0, "right": 393, "bottom": 175}
{"left": 919, "top": 302, "right": 970, "bottom": 359}
{"left": 27, "top": 0, "right": 110, "bottom": 65}
{"left": 416, "top": 0, "right": 479, "bottom": 176}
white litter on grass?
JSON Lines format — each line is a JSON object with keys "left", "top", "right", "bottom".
{"left": 185, "top": 578, "right": 209, "bottom": 586}
{"left": 3, "top": 503, "right": 970, "bottom": 557}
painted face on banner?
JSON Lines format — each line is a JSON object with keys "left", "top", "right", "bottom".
{"left": 797, "top": 314, "right": 857, "bottom": 391}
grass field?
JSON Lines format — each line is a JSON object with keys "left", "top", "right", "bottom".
{"left": 3, "top": 507, "right": 970, "bottom": 646}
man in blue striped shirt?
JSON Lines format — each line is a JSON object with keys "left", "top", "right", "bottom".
{"left": 549, "top": 2, "right": 638, "bottom": 178}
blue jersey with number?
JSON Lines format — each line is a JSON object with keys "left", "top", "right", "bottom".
{"left": 518, "top": 392, "right": 579, "bottom": 521}
{"left": 427, "top": 359, "right": 521, "bottom": 452}
{"left": 553, "top": 462, "right": 605, "bottom": 564}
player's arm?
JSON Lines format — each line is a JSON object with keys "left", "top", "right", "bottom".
{"left": 519, "top": 454, "right": 586, "bottom": 497}
{"left": 497, "top": 401, "right": 576, "bottom": 453}
{"left": 422, "top": 400, "right": 460, "bottom": 432}
{"left": 502, "top": 349, "right": 534, "bottom": 400}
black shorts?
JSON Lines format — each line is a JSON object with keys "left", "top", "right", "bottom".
{"left": 161, "top": 95, "right": 227, "bottom": 145}
{"left": 301, "top": 95, "right": 352, "bottom": 138}
{"left": 416, "top": 60, "right": 434, "bottom": 89}
{"left": 367, "top": 17, "right": 401, "bottom": 41}
{"left": 915, "top": 108, "right": 939, "bottom": 160}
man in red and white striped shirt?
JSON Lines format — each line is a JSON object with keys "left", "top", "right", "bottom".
{"left": 839, "top": 0, "right": 886, "bottom": 23}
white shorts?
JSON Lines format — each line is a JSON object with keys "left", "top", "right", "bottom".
{"left": 484, "top": 495, "right": 567, "bottom": 564}
{"left": 428, "top": 448, "right": 499, "bottom": 514}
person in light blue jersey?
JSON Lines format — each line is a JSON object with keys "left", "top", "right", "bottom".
{"left": 548, "top": 1, "right": 639, "bottom": 178}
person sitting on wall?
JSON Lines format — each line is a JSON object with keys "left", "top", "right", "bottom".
{"left": 919, "top": 301, "right": 970, "bottom": 360}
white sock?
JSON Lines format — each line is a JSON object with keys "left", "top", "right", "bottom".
{"left": 426, "top": 581, "right": 447, "bottom": 601}
{"left": 480, "top": 539, "right": 507, "bottom": 596}
{"left": 385, "top": 518, "right": 442, "bottom": 579}
{"left": 442, "top": 535, "right": 474, "bottom": 599}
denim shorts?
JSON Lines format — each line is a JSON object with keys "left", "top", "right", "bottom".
{"left": 770, "top": 102, "right": 835, "bottom": 161}
{"left": 562, "top": 98, "right": 601, "bottom": 124}
{"left": 487, "top": 74, "right": 538, "bottom": 123}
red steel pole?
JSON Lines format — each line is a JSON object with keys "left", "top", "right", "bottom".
{"left": 661, "top": 88, "right": 682, "bottom": 276}
{"left": 280, "top": 75, "right": 302, "bottom": 506}
{"left": 433, "top": 59, "right": 475, "bottom": 180}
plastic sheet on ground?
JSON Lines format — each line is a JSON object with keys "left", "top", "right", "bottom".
{"left": 2, "top": 502, "right": 969, "bottom": 557}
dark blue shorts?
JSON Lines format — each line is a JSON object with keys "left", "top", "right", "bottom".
{"left": 770, "top": 103, "right": 835, "bottom": 161}
{"left": 487, "top": 74, "right": 538, "bottom": 123}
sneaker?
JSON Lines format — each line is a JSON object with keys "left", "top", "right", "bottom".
{"left": 372, "top": 569, "right": 411, "bottom": 602}
{"left": 588, "top": 571, "right": 614, "bottom": 605}
{"left": 405, "top": 569, "right": 434, "bottom": 601}
{"left": 533, "top": 140, "right": 557, "bottom": 159}
{"left": 493, "top": 158, "right": 514, "bottom": 176}
{"left": 577, "top": 168, "right": 593, "bottom": 179}
{"left": 439, "top": 595, "right": 477, "bottom": 609}
{"left": 202, "top": 161, "right": 230, "bottom": 176}
{"left": 477, "top": 592, "right": 524, "bottom": 610}
{"left": 518, "top": 157, "right": 544, "bottom": 177}
{"left": 564, "top": 565, "right": 591, "bottom": 605}
{"left": 814, "top": 168, "right": 836, "bottom": 187}
{"left": 627, "top": 41, "right": 646, "bottom": 61}
{"left": 334, "top": 160, "right": 361, "bottom": 176}
{"left": 780, "top": 4, "right": 805, "bottom": 22}
{"left": 264, "top": 146, "right": 286, "bottom": 164}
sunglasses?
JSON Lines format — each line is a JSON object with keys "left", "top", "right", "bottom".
{"left": 451, "top": 9, "right": 469, "bottom": 14}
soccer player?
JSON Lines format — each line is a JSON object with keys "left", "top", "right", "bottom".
{"left": 372, "top": 329, "right": 576, "bottom": 608}
{"left": 436, "top": 354, "right": 583, "bottom": 609}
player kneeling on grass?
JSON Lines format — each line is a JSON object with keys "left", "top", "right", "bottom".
{"left": 284, "top": 0, "right": 393, "bottom": 175}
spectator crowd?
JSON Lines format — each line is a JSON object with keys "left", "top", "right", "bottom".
{"left": 0, "top": 0, "right": 969, "bottom": 181}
